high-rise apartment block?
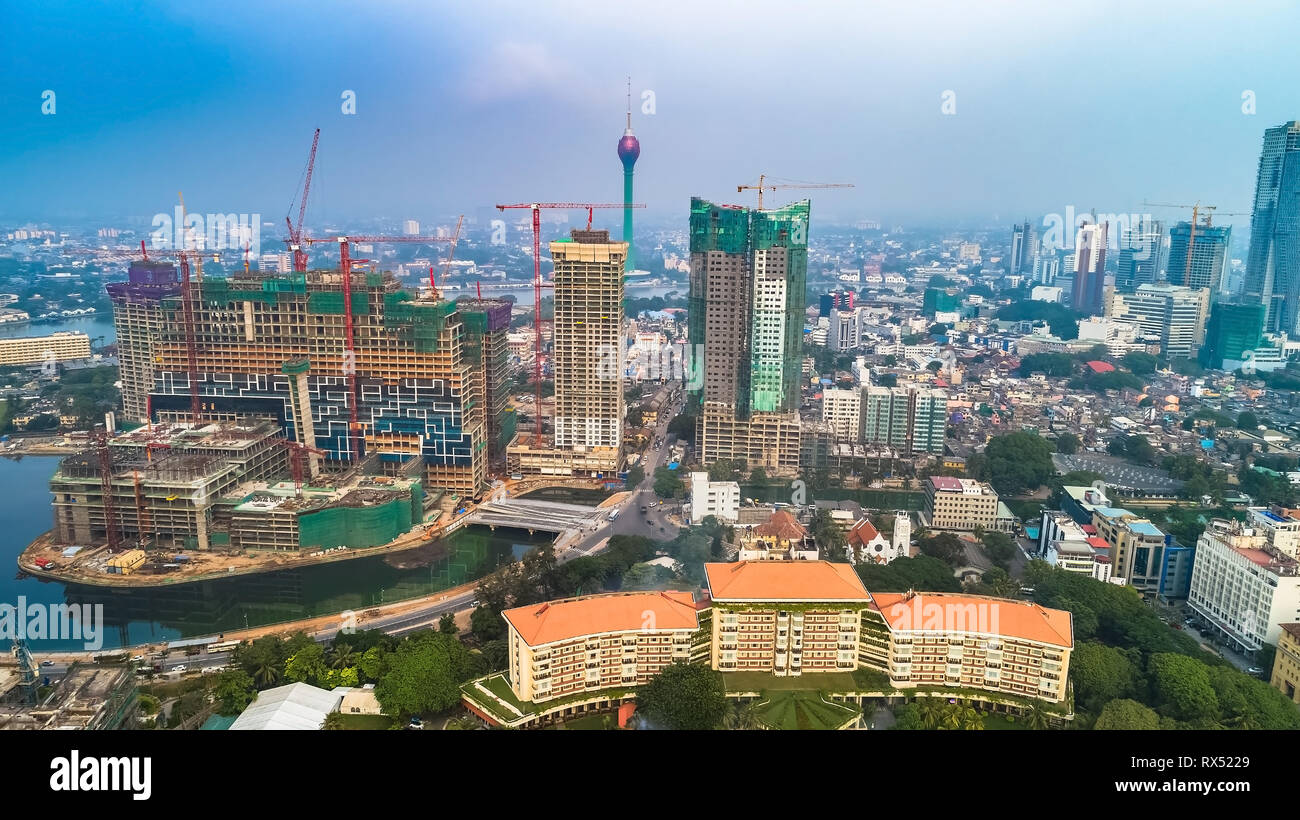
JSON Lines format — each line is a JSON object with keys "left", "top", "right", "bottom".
{"left": 107, "top": 260, "right": 183, "bottom": 421}
{"left": 1167, "top": 221, "right": 1230, "bottom": 293}
{"left": 1244, "top": 121, "right": 1300, "bottom": 334}
{"left": 456, "top": 298, "right": 515, "bottom": 466}
{"left": 688, "top": 198, "right": 808, "bottom": 475}
{"left": 1107, "top": 283, "right": 1210, "bottom": 360}
{"left": 1071, "top": 220, "right": 1108, "bottom": 315}
{"left": 861, "top": 385, "right": 947, "bottom": 455}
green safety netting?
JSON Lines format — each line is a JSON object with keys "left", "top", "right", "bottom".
{"left": 296, "top": 481, "right": 423, "bottom": 549}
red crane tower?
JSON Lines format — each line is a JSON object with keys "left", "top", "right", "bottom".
{"left": 301, "top": 234, "right": 457, "bottom": 460}
{"left": 277, "top": 439, "right": 327, "bottom": 496}
{"left": 285, "top": 128, "right": 321, "bottom": 272}
{"left": 93, "top": 424, "right": 122, "bottom": 552}
{"left": 493, "top": 202, "right": 644, "bottom": 443}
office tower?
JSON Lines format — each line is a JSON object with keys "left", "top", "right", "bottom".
{"left": 1201, "top": 301, "right": 1265, "bottom": 369}
{"left": 1116, "top": 218, "right": 1165, "bottom": 291}
{"left": 107, "top": 259, "right": 182, "bottom": 422}
{"left": 1107, "top": 283, "right": 1210, "bottom": 359}
{"left": 922, "top": 287, "right": 962, "bottom": 317}
{"left": 861, "top": 385, "right": 947, "bottom": 455}
{"left": 688, "top": 198, "right": 807, "bottom": 474}
{"left": 403, "top": 219, "right": 420, "bottom": 236}
{"left": 1010, "top": 221, "right": 1036, "bottom": 275}
{"left": 617, "top": 82, "right": 641, "bottom": 273}
{"left": 827, "top": 307, "right": 860, "bottom": 351}
{"left": 456, "top": 297, "right": 516, "bottom": 466}
{"left": 548, "top": 230, "right": 626, "bottom": 467}
{"left": 259, "top": 252, "right": 291, "bottom": 274}
{"left": 1167, "top": 221, "right": 1231, "bottom": 292}
{"left": 1071, "top": 220, "right": 1108, "bottom": 315}
{"left": 819, "top": 289, "right": 854, "bottom": 317}
{"left": 1245, "top": 121, "right": 1300, "bottom": 334}
{"left": 147, "top": 269, "right": 487, "bottom": 497}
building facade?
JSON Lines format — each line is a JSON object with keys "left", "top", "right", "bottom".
{"left": 1107, "top": 283, "right": 1210, "bottom": 360}
{"left": 1166, "top": 221, "right": 1230, "bottom": 293}
{"left": 1071, "top": 221, "right": 1109, "bottom": 315}
{"left": 1244, "top": 121, "right": 1300, "bottom": 334}
{"left": 923, "top": 476, "right": 999, "bottom": 531}
{"left": 1188, "top": 518, "right": 1300, "bottom": 652}
{"left": 1270, "top": 623, "right": 1300, "bottom": 704}
{"left": 0, "top": 331, "right": 91, "bottom": 368}
{"left": 1200, "top": 301, "right": 1265, "bottom": 370}
{"left": 688, "top": 471, "right": 740, "bottom": 524}
{"left": 861, "top": 385, "right": 947, "bottom": 455}
{"left": 108, "top": 260, "right": 183, "bottom": 422}
{"left": 1115, "top": 218, "right": 1165, "bottom": 292}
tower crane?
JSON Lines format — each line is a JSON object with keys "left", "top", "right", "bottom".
{"left": 300, "top": 233, "right": 457, "bottom": 460}
{"left": 737, "top": 175, "right": 854, "bottom": 210}
{"left": 277, "top": 439, "right": 328, "bottom": 496}
{"left": 430, "top": 215, "right": 464, "bottom": 297}
{"left": 493, "top": 202, "right": 645, "bottom": 443}
{"left": 285, "top": 128, "right": 321, "bottom": 272}
{"left": 92, "top": 424, "right": 122, "bottom": 552}
{"left": 140, "top": 202, "right": 203, "bottom": 424}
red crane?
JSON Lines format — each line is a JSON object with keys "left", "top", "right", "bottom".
{"left": 493, "top": 202, "right": 644, "bottom": 443}
{"left": 277, "top": 439, "right": 327, "bottom": 496}
{"left": 301, "top": 234, "right": 456, "bottom": 460}
{"left": 93, "top": 424, "right": 122, "bottom": 552}
{"left": 285, "top": 128, "right": 321, "bottom": 272}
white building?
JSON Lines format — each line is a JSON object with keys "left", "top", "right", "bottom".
{"left": 821, "top": 387, "right": 862, "bottom": 442}
{"left": 403, "top": 219, "right": 420, "bottom": 236}
{"left": 688, "top": 471, "right": 740, "bottom": 524}
{"left": 1188, "top": 519, "right": 1300, "bottom": 652}
{"left": 1031, "top": 285, "right": 1062, "bottom": 303}
{"left": 891, "top": 511, "right": 911, "bottom": 558}
{"left": 847, "top": 517, "right": 899, "bottom": 564}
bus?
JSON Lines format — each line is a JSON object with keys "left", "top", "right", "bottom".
{"left": 608, "top": 509, "right": 620, "bottom": 521}
{"left": 206, "top": 640, "right": 242, "bottom": 655}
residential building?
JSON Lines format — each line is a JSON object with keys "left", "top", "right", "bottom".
{"left": 827, "top": 307, "right": 860, "bottom": 351}
{"left": 1033, "top": 242, "right": 1060, "bottom": 285}
{"left": 705, "top": 561, "right": 872, "bottom": 676}
{"left": 688, "top": 471, "right": 740, "bottom": 524}
{"left": 107, "top": 259, "right": 183, "bottom": 422}
{"left": 1115, "top": 218, "right": 1165, "bottom": 292}
{"left": 821, "top": 387, "right": 862, "bottom": 441}
{"left": 688, "top": 198, "right": 807, "bottom": 474}
{"left": 1107, "top": 284, "right": 1210, "bottom": 360}
{"left": 457, "top": 298, "right": 516, "bottom": 466}
{"left": 866, "top": 591, "right": 1074, "bottom": 704}
{"left": 922, "top": 476, "right": 999, "bottom": 532}
{"left": 500, "top": 591, "right": 698, "bottom": 705}
{"left": 0, "top": 331, "right": 91, "bottom": 367}
{"left": 1072, "top": 220, "right": 1109, "bottom": 315}
{"left": 1166, "top": 221, "right": 1230, "bottom": 293}
{"left": 861, "top": 384, "right": 947, "bottom": 455}
{"left": 1243, "top": 121, "right": 1300, "bottom": 334}
{"left": 1270, "top": 623, "right": 1300, "bottom": 704}
{"left": 1188, "top": 519, "right": 1300, "bottom": 652}
{"left": 403, "top": 219, "right": 420, "bottom": 236}
{"left": 736, "top": 510, "right": 817, "bottom": 561}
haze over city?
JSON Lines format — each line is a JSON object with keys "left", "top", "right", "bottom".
{"left": 6, "top": 0, "right": 1300, "bottom": 226}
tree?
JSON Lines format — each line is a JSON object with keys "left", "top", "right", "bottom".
{"left": 625, "top": 464, "right": 645, "bottom": 489}
{"left": 917, "top": 532, "right": 966, "bottom": 566}
{"left": 1055, "top": 433, "right": 1080, "bottom": 455}
{"left": 978, "top": 530, "right": 1016, "bottom": 569}
{"left": 213, "top": 668, "right": 256, "bottom": 715}
{"left": 1122, "top": 351, "right": 1158, "bottom": 375}
{"left": 635, "top": 662, "right": 728, "bottom": 730}
{"left": 438, "top": 613, "right": 458, "bottom": 635}
{"left": 322, "top": 712, "right": 347, "bottom": 730}
{"left": 1094, "top": 699, "right": 1160, "bottom": 730}
{"left": 749, "top": 466, "right": 768, "bottom": 484}
{"left": 376, "top": 633, "right": 484, "bottom": 717}
{"left": 925, "top": 360, "right": 943, "bottom": 373}
{"left": 653, "top": 466, "right": 684, "bottom": 499}
{"left": 1148, "top": 653, "right": 1219, "bottom": 723}
{"left": 285, "top": 642, "right": 328, "bottom": 686}
{"left": 667, "top": 413, "right": 696, "bottom": 445}
{"left": 1070, "top": 642, "right": 1136, "bottom": 713}
{"left": 972, "top": 432, "right": 1056, "bottom": 495}
{"left": 1237, "top": 411, "right": 1260, "bottom": 430}
{"left": 811, "top": 508, "right": 848, "bottom": 562}
{"left": 721, "top": 699, "right": 761, "bottom": 730}
{"left": 892, "top": 703, "right": 926, "bottom": 730}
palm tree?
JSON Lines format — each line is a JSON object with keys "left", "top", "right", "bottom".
{"left": 953, "top": 702, "right": 983, "bottom": 730}
{"left": 322, "top": 712, "right": 346, "bottom": 730}
{"left": 917, "top": 697, "right": 949, "bottom": 729}
{"left": 252, "top": 658, "right": 281, "bottom": 688}
{"left": 722, "top": 700, "right": 762, "bottom": 730}
{"left": 330, "top": 642, "right": 359, "bottom": 670}
{"left": 1023, "top": 702, "right": 1051, "bottom": 730}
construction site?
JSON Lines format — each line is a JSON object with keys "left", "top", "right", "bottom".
{"left": 0, "top": 645, "right": 138, "bottom": 730}
{"left": 25, "top": 420, "right": 435, "bottom": 584}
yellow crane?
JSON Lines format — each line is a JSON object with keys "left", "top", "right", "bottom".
{"left": 738, "top": 174, "right": 854, "bottom": 210}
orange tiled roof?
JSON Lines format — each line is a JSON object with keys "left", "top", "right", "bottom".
{"left": 705, "top": 561, "right": 871, "bottom": 602}
{"left": 847, "top": 518, "right": 882, "bottom": 546}
{"left": 503, "top": 591, "right": 698, "bottom": 647}
{"left": 870, "top": 591, "right": 1074, "bottom": 648}
{"left": 753, "top": 509, "right": 807, "bottom": 541}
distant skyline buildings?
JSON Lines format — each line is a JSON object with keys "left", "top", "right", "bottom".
{"left": 1116, "top": 218, "right": 1165, "bottom": 292}
{"left": 1009, "top": 221, "right": 1036, "bottom": 276}
{"left": 1071, "top": 221, "right": 1108, "bottom": 315}
{"left": 1245, "top": 121, "right": 1300, "bottom": 335}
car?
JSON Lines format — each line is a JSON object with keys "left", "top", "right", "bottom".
{"left": 470, "top": 599, "right": 481, "bottom": 608}
{"left": 40, "top": 660, "right": 54, "bottom": 667}
{"left": 172, "top": 665, "right": 187, "bottom": 673}
{"left": 408, "top": 716, "right": 424, "bottom": 729}
{"left": 1246, "top": 666, "right": 1264, "bottom": 676}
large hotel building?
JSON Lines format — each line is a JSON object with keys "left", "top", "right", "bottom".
{"left": 463, "top": 561, "right": 1074, "bottom": 728}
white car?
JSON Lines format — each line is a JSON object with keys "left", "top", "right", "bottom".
{"left": 171, "top": 665, "right": 187, "bottom": 674}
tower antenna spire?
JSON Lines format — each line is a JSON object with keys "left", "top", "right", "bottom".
{"left": 626, "top": 76, "right": 632, "bottom": 130}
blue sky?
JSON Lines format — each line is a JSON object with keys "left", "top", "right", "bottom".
{"left": 4, "top": 0, "right": 1300, "bottom": 229}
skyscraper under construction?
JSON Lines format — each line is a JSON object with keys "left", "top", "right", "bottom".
{"left": 143, "top": 269, "right": 487, "bottom": 498}
{"left": 687, "top": 197, "right": 809, "bottom": 475}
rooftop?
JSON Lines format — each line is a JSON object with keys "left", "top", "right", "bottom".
{"left": 870, "top": 591, "right": 1074, "bottom": 648}
{"left": 705, "top": 560, "right": 871, "bottom": 603}
{"left": 230, "top": 682, "right": 341, "bottom": 730}
{"left": 502, "top": 591, "right": 698, "bottom": 647}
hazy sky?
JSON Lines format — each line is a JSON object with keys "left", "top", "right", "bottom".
{"left": 5, "top": 0, "right": 1300, "bottom": 231}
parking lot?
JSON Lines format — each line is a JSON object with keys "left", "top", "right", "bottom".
{"left": 1052, "top": 453, "right": 1183, "bottom": 494}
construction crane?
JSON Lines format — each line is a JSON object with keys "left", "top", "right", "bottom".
{"left": 285, "top": 128, "right": 321, "bottom": 272}
{"left": 737, "top": 175, "right": 854, "bottom": 210}
{"left": 1143, "top": 201, "right": 1250, "bottom": 285}
{"left": 177, "top": 249, "right": 203, "bottom": 423}
{"left": 277, "top": 439, "right": 327, "bottom": 496}
{"left": 301, "top": 233, "right": 457, "bottom": 460}
{"left": 494, "top": 202, "right": 645, "bottom": 443}
{"left": 92, "top": 424, "right": 122, "bottom": 552}
{"left": 430, "top": 215, "right": 464, "bottom": 297}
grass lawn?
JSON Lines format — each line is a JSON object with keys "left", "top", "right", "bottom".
{"left": 335, "top": 713, "right": 396, "bottom": 730}
{"left": 723, "top": 671, "right": 858, "bottom": 694}
{"left": 754, "top": 690, "right": 860, "bottom": 730}
{"left": 981, "top": 713, "right": 1028, "bottom": 730}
